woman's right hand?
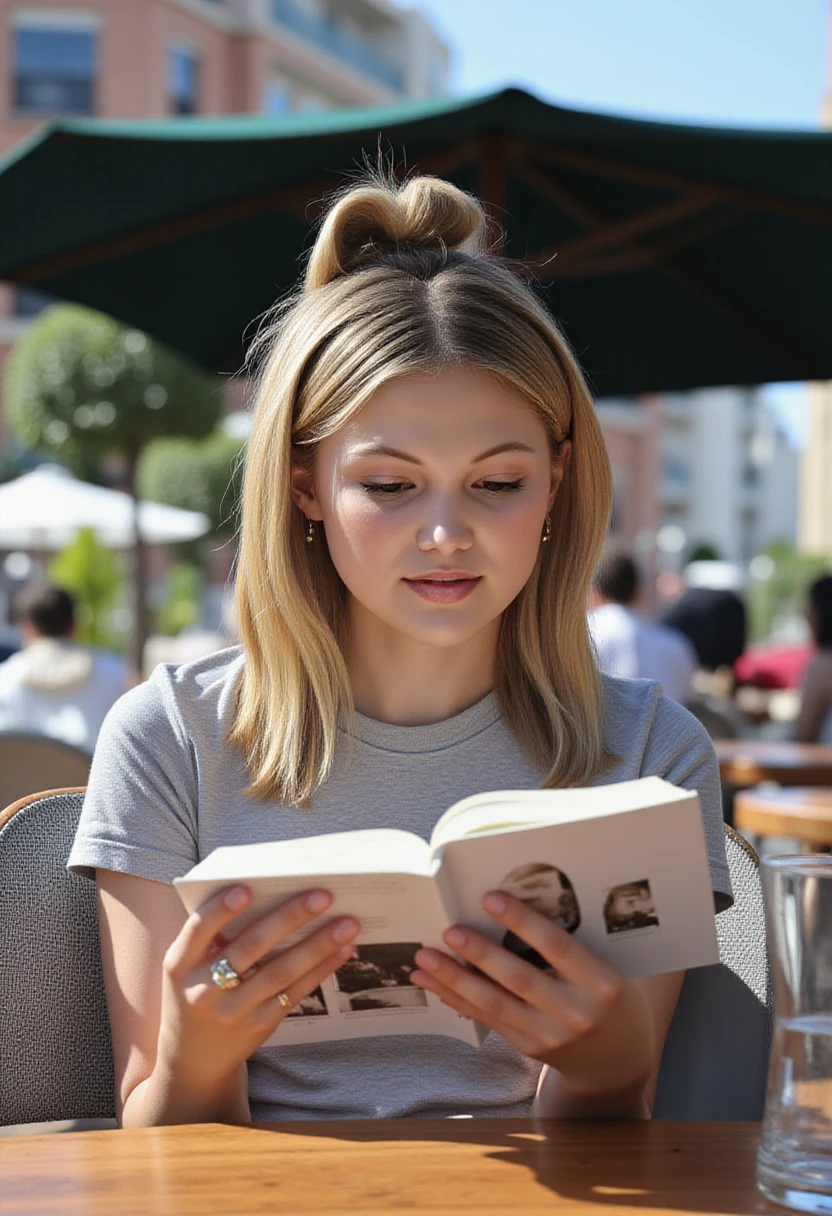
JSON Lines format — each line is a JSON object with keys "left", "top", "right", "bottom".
{"left": 156, "top": 886, "right": 359, "bottom": 1092}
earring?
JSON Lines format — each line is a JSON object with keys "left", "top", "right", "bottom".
{"left": 306, "top": 519, "right": 315, "bottom": 545}
{"left": 541, "top": 514, "right": 552, "bottom": 544}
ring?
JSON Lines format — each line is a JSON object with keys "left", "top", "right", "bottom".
{"left": 211, "top": 957, "right": 242, "bottom": 990}
{"left": 276, "top": 991, "right": 293, "bottom": 1011}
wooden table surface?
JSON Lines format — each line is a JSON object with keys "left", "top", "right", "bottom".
{"left": 735, "top": 786, "right": 832, "bottom": 849}
{"left": 714, "top": 739, "right": 832, "bottom": 787}
{"left": 0, "top": 1118, "right": 777, "bottom": 1216}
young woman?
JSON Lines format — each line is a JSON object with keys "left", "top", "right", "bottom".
{"left": 69, "top": 175, "right": 732, "bottom": 1128}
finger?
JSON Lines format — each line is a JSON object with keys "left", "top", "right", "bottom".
{"left": 483, "top": 892, "right": 622, "bottom": 994}
{"left": 439, "top": 924, "right": 572, "bottom": 1020}
{"left": 238, "top": 915, "right": 360, "bottom": 1010}
{"left": 412, "top": 947, "right": 553, "bottom": 1041}
{"left": 222, "top": 889, "right": 335, "bottom": 976}
{"left": 410, "top": 967, "right": 540, "bottom": 1058}
{"left": 262, "top": 944, "right": 356, "bottom": 1022}
{"left": 166, "top": 885, "right": 252, "bottom": 975}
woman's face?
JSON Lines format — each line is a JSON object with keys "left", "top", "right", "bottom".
{"left": 292, "top": 366, "right": 567, "bottom": 652}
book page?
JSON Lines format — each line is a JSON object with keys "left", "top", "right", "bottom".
{"left": 434, "top": 791, "right": 717, "bottom": 980}
{"left": 176, "top": 865, "right": 479, "bottom": 1048}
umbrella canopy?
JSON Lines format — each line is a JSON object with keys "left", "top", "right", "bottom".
{"left": 0, "top": 465, "right": 210, "bottom": 549}
{"left": 0, "top": 88, "right": 830, "bottom": 395}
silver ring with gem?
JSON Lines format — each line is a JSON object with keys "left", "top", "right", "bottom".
{"left": 210, "top": 957, "right": 242, "bottom": 990}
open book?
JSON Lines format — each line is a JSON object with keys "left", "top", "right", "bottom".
{"left": 175, "top": 776, "right": 719, "bottom": 1048}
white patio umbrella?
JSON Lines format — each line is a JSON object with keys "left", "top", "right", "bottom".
{"left": 0, "top": 465, "right": 210, "bottom": 550}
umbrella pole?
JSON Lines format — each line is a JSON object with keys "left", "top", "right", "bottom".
{"left": 124, "top": 446, "right": 149, "bottom": 682}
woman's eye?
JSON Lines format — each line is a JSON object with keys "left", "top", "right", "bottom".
{"left": 361, "top": 481, "right": 410, "bottom": 497}
{"left": 477, "top": 479, "right": 525, "bottom": 494}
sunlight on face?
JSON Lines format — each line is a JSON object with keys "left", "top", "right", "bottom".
{"left": 300, "top": 366, "right": 565, "bottom": 653}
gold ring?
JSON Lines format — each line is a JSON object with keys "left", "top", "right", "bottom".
{"left": 277, "top": 991, "right": 293, "bottom": 1011}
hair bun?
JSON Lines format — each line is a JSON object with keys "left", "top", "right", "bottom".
{"left": 305, "top": 175, "right": 486, "bottom": 292}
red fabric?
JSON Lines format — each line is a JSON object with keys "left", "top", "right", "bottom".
{"left": 734, "top": 645, "right": 814, "bottom": 690}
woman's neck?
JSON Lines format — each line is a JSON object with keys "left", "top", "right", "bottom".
{"left": 346, "top": 605, "right": 499, "bottom": 727}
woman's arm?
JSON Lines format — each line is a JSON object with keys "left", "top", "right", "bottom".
{"left": 97, "top": 870, "right": 360, "bottom": 1128}
{"left": 793, "top": 656, "right": 832, "bottom": 743}
{"left": 97, "top": 871, "right": 251, "bottom": 1127}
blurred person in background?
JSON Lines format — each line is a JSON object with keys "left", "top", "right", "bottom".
{"left": 659, "top": 582, "right": 747, "bottom": 681}
{"left": 793, "top": 574, "right": 832, "bottom": 745}
{"left": 588, "top": 551, "right": 697, "bottom": 704}
{"left": 0, "top": 582, "right": 128, "bottom": 752}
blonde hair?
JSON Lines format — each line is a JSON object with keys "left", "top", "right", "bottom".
{"left": 230, "top": 175, "right": 613, "bottom": 805}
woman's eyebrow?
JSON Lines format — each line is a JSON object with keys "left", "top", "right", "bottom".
{"left": 347, "top": 441, "right": 537, "bottom": 465}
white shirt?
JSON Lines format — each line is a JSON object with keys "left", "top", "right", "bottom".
{"left": 0, "top": 638, "right": 128, "bottom": 752}
{"left": 588, "top": 602, "right": 697, "bottom": 705}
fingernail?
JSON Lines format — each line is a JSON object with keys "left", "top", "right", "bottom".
{"left": 416, "top": 948, "right": 440, "bottom": 972}
{"left": 305, "top": 890, "right": 331, "bottom": 914}
{"left": 483, "top": 892, "right": 507, "bottom": 914}
{"left": 337, "top": 944, "right": 356, "bottom": 960}
{"left": 224, "top": 886, "right": 249, "bottom": 910}
{"left": 331, "top": 917, "right": 359, "bottom": 942}
{"left": 444, "top": 927, "right": 467, "bottom": 949}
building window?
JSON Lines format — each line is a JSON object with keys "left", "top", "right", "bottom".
{"left": 14, "top": 288, "right": 54, "bottom": 318}
{"left": 264, "top": 79, "right": 291, "bottom": 115}
{"left": 12, "top": 25, "right": 97, "bottom": 115}
{"left": 170, "top": 45, "right": 199, "bottom": 116}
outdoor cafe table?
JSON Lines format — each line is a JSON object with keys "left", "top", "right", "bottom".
{"left": 714, "top": 739, "right": 832, "bottom": 788}
{"left": 735, "top": 786, "right": 832, "bottom": 851}
{"left": 0, "top": 1117, "right": 778, "bottom": 1216}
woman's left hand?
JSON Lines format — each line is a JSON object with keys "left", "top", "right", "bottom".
{"left": 410, "top": 891, "right": 655, "bottom": 1100}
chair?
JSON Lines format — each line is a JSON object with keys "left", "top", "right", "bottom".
{"left": 653, "top": 824, "right": 773, "bottom": 1119}
{"left": 0, "top": 788, "right": 115, "bottom": 1130}
{"left": 0, "top": 732, "right": 92, "bottom": 810}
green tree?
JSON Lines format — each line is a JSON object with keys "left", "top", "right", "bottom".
{"left": 5, "top": 304, "right": 221, "bottom": 672}
{"left": 138, "top": 431, "right": 245, "bottom": 538}
{"left": 49, "top": 527, "right": 126, "bottom": 650}
{"left": 748, "top": 540, "right": 830, "bottom": 643}
{"left": 156, "top": 560, "right": 204, "bottom": 637}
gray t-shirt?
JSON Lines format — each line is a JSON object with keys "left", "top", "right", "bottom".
{"left": 68, "top": 646, "right": 732, "bottom": 1122}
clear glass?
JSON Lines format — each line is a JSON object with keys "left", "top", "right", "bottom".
{"left": 758, "top": 855, "right": 832, "bottom": 1212}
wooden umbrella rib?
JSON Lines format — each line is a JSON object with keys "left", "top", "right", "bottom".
{"left": 530, "top": 143, "right": 832, "bottom": 227}
{"left": 12, "top": 139, "right": 481, "bottom": 285}
{"left": 525, "top": 192, "right": 718, "bottom": 274}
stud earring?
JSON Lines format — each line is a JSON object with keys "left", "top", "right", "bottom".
{"left": 306, "top": 519, "right": 315, "bottom": 545}
{"left": 541, "top": 514, "right": 552, "bottom": 544}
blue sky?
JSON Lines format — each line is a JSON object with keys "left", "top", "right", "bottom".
{"left": 421, "top": 0, "right": 829, "bottom": 445}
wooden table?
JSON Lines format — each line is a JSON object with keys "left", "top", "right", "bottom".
{"left": 735, "top": 786, "right": 832, "bottom": 850}
{"left": 0, "top": 1118, "right": 777, "bottom": 1216}
{"left": 714, "top": 739, "right": 832, "bottom": 788}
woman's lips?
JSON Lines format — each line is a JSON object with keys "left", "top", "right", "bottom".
{"left": 403, "top": 576, "right": 481, "bottom": 603}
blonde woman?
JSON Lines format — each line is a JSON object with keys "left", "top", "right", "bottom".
{"left": 69, "top": 175, "right": 732, "bottom": 1127}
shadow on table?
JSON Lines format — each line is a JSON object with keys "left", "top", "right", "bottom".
{"left": 255, "top": 1117, "right": 767, "bottom": 1214}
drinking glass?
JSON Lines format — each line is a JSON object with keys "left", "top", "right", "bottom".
{"left": 758, "top": 855, "right": 832, "bottom": 1213}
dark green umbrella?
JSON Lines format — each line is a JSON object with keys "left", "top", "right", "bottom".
{"left": 0, "top": 87, "right": 830, "bottom": 395}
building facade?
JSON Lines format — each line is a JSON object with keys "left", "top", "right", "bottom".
{"left": 598, "top": 387, "right": 799, "bottom": 577}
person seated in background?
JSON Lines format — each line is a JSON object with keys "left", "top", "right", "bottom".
{"left": 659, "top": 582, "right": 747, "bottom": 681}
{"left": 0, "top": 582, "right": 128, "bottom": 752}
{"left": 793, "top": 574, "right": 832, "bottom": 745}
{"left": 588, "top": 552, "right": 697, "bottom": 704}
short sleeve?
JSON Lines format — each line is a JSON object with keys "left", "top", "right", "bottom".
{"left": 641, "top": 695, "right": 733, "bottom": 912}
{"left": 67, "top": 665, "right": 199, "bottom": 884}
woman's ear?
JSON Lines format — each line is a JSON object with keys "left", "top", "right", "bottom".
{"left": 290, "top": 459, "right": 324, "bottom": 521}
{"left": 547, "top": 439, "right": 572, "bottom": 513}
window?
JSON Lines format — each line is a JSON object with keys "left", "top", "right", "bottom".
{"left": 264, "top": 79, "right": 291, "bottom": 116}
{"left": 170, "top": 45, "right": 199, "bottom": 116}
{"left": 12, "top": 25, "right": 97, "bottom": 115}
{"left": 14, "top": 288, "right": 54, "bottom": 318}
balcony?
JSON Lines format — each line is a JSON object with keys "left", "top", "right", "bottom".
{"left": 271, "top": 0, "right": 402, "bottom": 91}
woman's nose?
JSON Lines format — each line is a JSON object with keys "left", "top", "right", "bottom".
{"left": 417, "top": 520, "right": 474, "bottom": 554}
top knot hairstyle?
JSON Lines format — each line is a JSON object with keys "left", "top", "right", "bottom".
{"left": 304, "top": 177, "right": 486, "bottom": 291}
{"left": 232, "top": 174, "right": 614, "bottom": 806}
